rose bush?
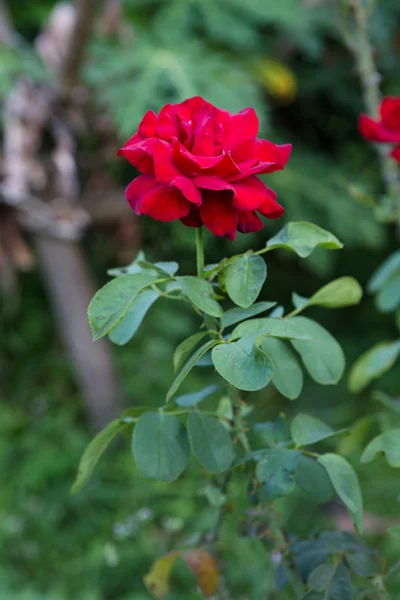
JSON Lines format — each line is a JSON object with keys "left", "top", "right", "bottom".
{"left": 118, "top": 96, "right": 291, "bottom": 239}
{"left": 74, "top": 92, "right": 383, "bottom": 597}
{"left": 359, "top": 96, "right": 400, "bottom": 161}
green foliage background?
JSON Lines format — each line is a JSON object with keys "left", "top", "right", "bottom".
{"left": 1, "top": 0, "right": 400, "bottom": 598}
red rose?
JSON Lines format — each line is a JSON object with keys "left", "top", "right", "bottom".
{"left": 359, "top": 96, "right": 400, "bottom": 162}
{"left": 118, "top": 97, "right": 291, "bottom": 240}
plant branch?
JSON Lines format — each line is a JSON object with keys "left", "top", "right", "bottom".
{"left": 371, "top": 575, "right": 392, "bottom": 600}
{"left": 205, "top": 470, "right": 232, "bottom": 545}
{"left": 58, "top": 0, "right": 97, "bottom": 95}
{"left": 343, "top": 0, "right": 400, "bottom": 222}
{"left": 0, "top": 0, "right": 15, "bottom": 46}
{"left": 266, "top": 512, "right": 306, "bottom": 596}
{"left": 228, "top": 384, "right": 251, "bottom": 454}
{"left": 194, "top": 229, "right": 252, "bottom": 547}
{"left": 384, "top": 560, "right": 400, "bottom": 584}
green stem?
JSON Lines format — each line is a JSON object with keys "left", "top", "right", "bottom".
{"left": 228, "top": 384, "right": 251, "bottom": 454}
{"left": 371, "top": 575, "right": 392, "bottom": 600}
{"left": 195, "top": 227, "right": 216, "bottom": 335}
{"left": 195, "top": 227, "right": 205, "bottom": 278}
{"left": 205, "top": 470, "right": 232, "bottom": 544}
{"left": 284, "top": 305, "right": 305, "bottom": 320}
{"left": 348, "top": 0, "right": 400, "bottom": 224}
{"left": 385, "top": 561, "right": 400, "bottom": 584}
{"left": 268, "top": 516, "right": 306, "bottom": 596}
{"left": 194, "top": 229, "right": 252, "bottom": 547}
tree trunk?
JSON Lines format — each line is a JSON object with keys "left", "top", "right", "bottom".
{"left": 35, "top": 234, "right": 121, "bottom": 430}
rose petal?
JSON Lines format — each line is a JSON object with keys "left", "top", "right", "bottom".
{"left": 227, "top": 142, "right": 291, "bottom": 180}
{"left": 193, "top": 175, "right": 234, "bottom": 193}
{"left": 230, "top": 138, "right": 256, "bottom": 163}
{"left": 152, "top": 143, "right": 201, "bottom": 204}
{"left": 153, "top": 142, "right": 181, "bottom": 181}
{"left": 119, "top": 137, "right": 159, "bottom": 174}
{"left": 172, "top": 140, "right": 224, "bottom": 176}
{"left": 171, "top": 178, "right": 202, "bottom": 205}
{"left": 225, "top": 108, "right": 259, "bottom": 148}
{"left": 380, "top": 97, "right": 400, "bottom": 132}
{"left": 191, "top": 116, "right": 215, "bottom": 156}
{"left": 391, "top": 145, "right": 400, "bottom": 162}
{"left": 175, "top": 96, "right": 215, "bottom": 119}
{"left": 138, "top": 110, "right": 158, "bottom": 139}
{"left": 232, "top": 176, "right": 274, "bottom": 210}
{"left": 237, "top": 211, "right": 264, "bottom": 233}
{"left": 227, "top": 161, "right": 277, "bottom": 180}
{"left": 125, "top": 174, "right": 159, "bottom": 214}
{"left": 257, "top": 192, "right": 284, "bottom": 219}
{"left": 204, "top": 152, "right": 241, "bottom": 178}
{"left": 118, "top": 132, "right": 141, "bottom": 154}
{"left": 140, "top": 184, "right": 191, "bottom": 221}
{"left": 359, "top": 114, "right": 400, "bottom": 143}
{"left": 200, "top": 192, "right": 238, "bottom": 240}
{"left": 156, "top": 105, "right": 180, "bottom": 140}
{"left": 180, "top": 206, "right": 203, "bottom": 228}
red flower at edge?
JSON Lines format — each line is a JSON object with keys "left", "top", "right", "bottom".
{"left": 118, "top": 97, "right": 291, "bottom": 240}
{"left": 359, "top": 96, "right": 400, "bottom": 162}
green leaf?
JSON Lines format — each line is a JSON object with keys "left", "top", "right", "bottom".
{"left": 225, "top": 254, "right": 267, "bottom": 308}
{"left": 221, "top": 301, "right": 276, "bottom": 328}
{"left": 138, "top": 260, "right": 179, "bottom": 276}
{"left": 187, "top": 412, "right": 234, "bottom": 473}
{"left": 291, "top": 414, "right": 347, "bottom": 447}
{"left": 375, "top": 274, "right": 400, "bottom": 313}
{"left": 260, "top": 337, "right": 303, "bottom": 400}
{"left": 338, "top": 416, "right": 376, "bottom": 455}
{"left": 301, "top": 593, "right": 323, "bottom": 600}
{"left": 88, "top": 272, "right": 163, "bottom": 340}
{"left": 256, "top": 448, "right": 300, "bottom": 500}
{"left": 292, "top": 292, "right": 309, "bottom": 309}
{"left": 254, "top": 416, "right": 289, "bottom": 447}
{"left": 318, "top": 454, "right": 364, "bottom": 533}
{"left": 321, "top": 563, "right": 353, "bottom": 600}
{"left": 270, "top": 305, "right": 285, "bottom": 318}
{"left": 72, "top": 419, "right": 127, "bottom": 493}
{"left": 305, "top": 277, "right": 363, "bottom": 309}
{"left": 373, "top": 390, "right": 400, "bottom": 414}
{"left": 167, "top": 340, "right": 220, "bottom": 402}
{"left": 198, "top": 484, "right": 226, "bottom": 507}
{"left": 132, "top": 412, "right": 190, "bottom": 481}
{"left": 295, "top": 455, "right": 335, "bottom": 504}
{"left": 232, "top": 317, "right": 311, "bottom": 340}
{"left": 107, "top": 251, "right": 146, "bottom": 277}
{"left": 290, "top": 317, "right": 345, "bottom": 385}
{"left": 361, "top": 429, "right": 400, "bottom": 468}
{"left": 348, "top": 340, "right": 400, "bottom": 393}
{"left": 368, "top": 250, "right": 400, "bottom": 293}
{"left": 308, "top": 563, "right": 336, "bottom": 591}
{"left": 266, "top": 221, "right": 343, "bottom": 258}
{"left": 211, "top": 335, "right": 274, "bottom": 391}
{"left": 177, "top": 276, "right": 223, "bottom": 317}
{"left": 388, "top": 525, "right": 400, "bottom": 541}
{"left": 173, "top": 332, "right": 208, "bottom": 373}
{"left": 346, "top": 552, "right": 378, "bottom": 577}
{"left": 109, "top": 289, "right": 159, "bottom": 345}
{"left": 175, "top": 385, "right": 219, "bottom": 407}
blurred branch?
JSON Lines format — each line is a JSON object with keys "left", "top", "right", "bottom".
{"left": 371, "top": 576, "right": 392, "bottom": 600}
{"left": 58, "top": 0, "right": 98, "bottom": 94}
{"left": 0, "top": 0, "right": 15, "bottom": 45}
{"left": 341, "top": 0, "right": 400, "bottom": 223}
{"left": 0, "top": 1, "right": 122, "bottom": 429}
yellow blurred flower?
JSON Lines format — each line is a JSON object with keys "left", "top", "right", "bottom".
{"left": 253, "top": 58, "right": 297, "bottom": 103}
